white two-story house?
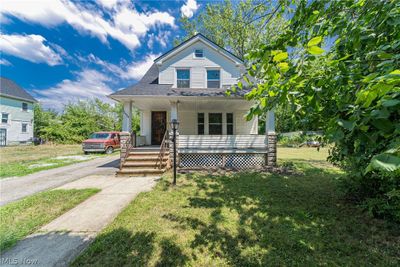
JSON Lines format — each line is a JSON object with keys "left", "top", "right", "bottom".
{"left": 110, "top": 34, "right": 276, "bottom": 175}
{"left": 0, "top": 77, "right": 37, "bottom": 146}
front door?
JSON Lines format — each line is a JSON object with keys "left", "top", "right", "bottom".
{"left": 151, "top": 111, "right": 167, "bottom": 145}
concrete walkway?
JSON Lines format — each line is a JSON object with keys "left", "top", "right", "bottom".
{"left": 0, "top": 175, "right": 157, "bottom": 267}
{"left": 0, "top": 154, "right": 119, "bottom": 206}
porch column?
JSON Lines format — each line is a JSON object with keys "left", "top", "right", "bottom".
{"left": 266, "top": 110, "right": 277, "bottom": 167}
{"left": 169, "top": 101, "right": 180, "bottom": 168}
{"left": 122, "top": 101, "right": 132, "bottom": 132}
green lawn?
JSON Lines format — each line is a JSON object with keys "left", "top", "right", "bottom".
{"left": 0, "top": 189, "right": 99, "bottom": 251}
{"left": 73, "top": 147, "right": 399, "bottom": 266}
{"left": 0, "top": 144, "right": 116, "bottom": 178}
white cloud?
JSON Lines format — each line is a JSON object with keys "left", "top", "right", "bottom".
{"left": 0, "top": 0, "right": 176, "bottom": 51}
{"left": 181, "top": 0, "right": 199, "bottom": 18}
{"left": 34, "top": 69, "right": 114, "bottom": 110}
{"left": 122, "top": 54, "right": 159, "bottom": 80}
{"left": 0, "top": 58, "right": 12, "bottom": 66}
{"left": 0, "top": 33, "right": 62, "bottom": 65}
{"left": 147, "top": 31, "right": 171, "bottom": 49}
{"left": 85, "top": 53, "right": 160, "bottom": 81}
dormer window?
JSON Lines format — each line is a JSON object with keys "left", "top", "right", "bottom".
{"left": 177, "top": 69, "right": 190, "bottom": 88}
{"left": 194, "top": 49, "right": 203, "bottom": 58}
{"left": 207, "top": 70, "right": 220, "bottom": 88}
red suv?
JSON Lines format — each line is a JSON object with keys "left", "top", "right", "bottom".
{"left": 82, "top": 131, "right": 120, "bottom": 154}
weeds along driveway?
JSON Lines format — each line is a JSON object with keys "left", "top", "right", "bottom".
{"left": 0, "top": 154, "right": 119, "bottom": 206}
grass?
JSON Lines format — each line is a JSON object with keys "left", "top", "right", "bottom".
{"left": 0, "top": 144, "right": 115, "bottom": 178}
{"left": 0, "top": 188, "right": 99, "bottom": 251}
{"left": 73, "top": 147, "right": 400, "bottom": 266}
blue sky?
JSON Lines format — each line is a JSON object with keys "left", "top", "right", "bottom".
{"left": 0, "top": 0, "right": 205, "bottom": 110}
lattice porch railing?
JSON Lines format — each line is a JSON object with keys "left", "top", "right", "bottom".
{"left": 180, "top": 153, "right": 266, "bottom": 169}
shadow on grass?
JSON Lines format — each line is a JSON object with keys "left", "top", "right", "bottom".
{"left": 74, "top": 163, "right": 399, "bottom": 266}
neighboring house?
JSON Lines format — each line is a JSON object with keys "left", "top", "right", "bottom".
{"left": 0, "top": 77, "right": 37, "bottom": 146}
{"left": 111, "top": 34, "right": 276, "bottom": 175}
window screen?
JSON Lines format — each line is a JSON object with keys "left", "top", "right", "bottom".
{"left": 226, "top": 113, "right": 233, "bottom": 135}
{"left": 22, "top": 103, "right": 28, "bottom": 111}
{"left": 1, "top": 113, "right": 8, "bottom": 124}
{"left": 22, "top": 123, "right": 27, "bottom": 133}
{"left": 195, "top": 49, "right": 203, "bottom": 58}
{"left": 207, "top": 70, "right": 220, "bottom": 88}
{"left": 209, "top": 113, "right": 222, "bottom": 135}
{"left": 177, "top": 69, "right": 190, "bottom": 88}
{"left": 197, "top": 113, "right": 204, "bottom": 135}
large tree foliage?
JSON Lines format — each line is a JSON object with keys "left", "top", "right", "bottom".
{"left": 34, "top": 99, "right": 140, "bottom": 143}
{"left": 236, "top": 0, "right": 399, "bottom": 220}
{"left": 178, "top": 0, "right": 287, "bottom": 59}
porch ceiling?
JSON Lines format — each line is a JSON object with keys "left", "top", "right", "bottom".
{"left": 129, "top": 97, "right": 253, "bottom": 111}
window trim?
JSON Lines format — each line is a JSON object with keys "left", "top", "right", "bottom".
{"left": 1, "top": 113, "right": 9, "bottom": 124}
{"left": 208, "top": 113, "right": 223, "bottom": 135}
{"left": 226, "top": 113, "right": 234, "bottom": 135}
{"left": 21, "top": 123, "right": 28, "bottom": 133}
{"left": 197, "top": 113, "right": 205, "bottom": 135}
{"left": 194, "top": 49, "right": 204, "bottom": 58}
{"left": 206, "top": 69, "right": 221, "bottom": 88}
{"left": 176, "top": 68, "right": 190, "bottom": 88}
{"left": 22, "top": 102, "right": 28, "bottom": 112}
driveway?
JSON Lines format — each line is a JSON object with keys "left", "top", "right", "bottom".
{"left": 0, "top": 154, "right": 119, "bottom": 206}
{"left": 0, "top": 175, "right": 157, "bottom": 267}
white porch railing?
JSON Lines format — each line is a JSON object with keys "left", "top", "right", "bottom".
{"left": 178, "top": 135, "right": 268, "bottom": 151}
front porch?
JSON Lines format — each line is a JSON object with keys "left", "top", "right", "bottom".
{"left": 118, "top": 97, "right": 277, "bottom": 174}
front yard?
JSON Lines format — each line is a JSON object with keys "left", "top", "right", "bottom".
{"left": 0, "top": 188, "right": 99, "bottom": 251}
{"left": 0, "top": 144, "right": 113, "bottom": 178}
{"left": 73, "top": 147, "right": 400, "bottom": 266}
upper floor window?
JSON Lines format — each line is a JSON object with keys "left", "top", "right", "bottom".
{"left": 207, "top": 70, "right": 220, "bottom": 88}
{"left": 22, "top": 102, "right": 28, "bottom": 111}
{"left": 194, "top": 49, "right": 203, "bottom": 58}
{"left": 177, "top": 69, "right": 190, "bottom": 88}
{"left": 1, "top": 113, "right": 8, "bottom": 124}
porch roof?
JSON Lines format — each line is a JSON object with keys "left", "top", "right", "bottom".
{"left": 109, "top": 64, "right": 250, "bottom": 101}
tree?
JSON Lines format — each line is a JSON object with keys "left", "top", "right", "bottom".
{"left": 178, "top": 0, "right": 288, "bottom": 59}
{"left": 237, "top": 0, "right": 399, "bottom": 220}
{"left": 34, "top": 99, "right": 141, "bottom": 143}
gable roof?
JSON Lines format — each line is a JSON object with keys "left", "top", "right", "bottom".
{"left": 154, "top": 33, "right": 243, "bottom": 65}
{"left": 0, "top": 77, "right": 37, "bottom": 103}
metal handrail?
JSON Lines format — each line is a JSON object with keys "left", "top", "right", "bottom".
{"left": 120, "top": 132, "right": 135, "bottom": 169}
{"left": 156, "top": 130, "right": 169, "bottom": 169}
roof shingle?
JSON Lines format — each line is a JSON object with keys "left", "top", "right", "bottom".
{"left": 0, "top": 77, "right": 37, "bottom": 103}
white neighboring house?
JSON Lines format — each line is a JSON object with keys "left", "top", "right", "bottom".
{"left": 0, "top": 77, "right": 37, "bottom": 146}
{"left": 111, "top": 34, "right": 276, "bottom": 173}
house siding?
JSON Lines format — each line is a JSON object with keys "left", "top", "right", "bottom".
{"left": 159, "top": 41, "right": 241, "bottom": 88}
{"left": 0, "top": 96, "right": 34, "bottom": 145}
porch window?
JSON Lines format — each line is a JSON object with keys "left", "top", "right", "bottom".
{"left": 207, "top": 70, "right": 220, "bottom": 88}
{"left": 226, "top": 113, "right": 233, "bottom": 135}
{"left": 177, "top": 69, "right": 190, "bottom": 88}
{"left": 197, "top": 113, "right": 204, "bottom": 135}
{"left": 209, "top": 113, "right": 222, "bottom": 135}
